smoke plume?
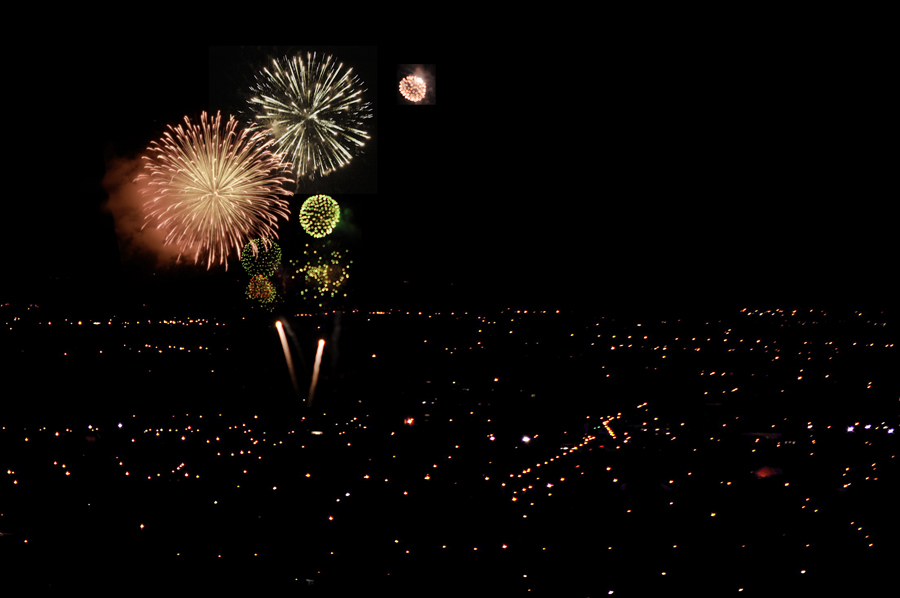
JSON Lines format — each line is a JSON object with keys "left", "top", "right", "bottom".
{"left": 100, "top": 149, "right": 184, "bottom": 272}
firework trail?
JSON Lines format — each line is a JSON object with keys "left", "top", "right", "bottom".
{"left": 276, "top": 321, "right": 300, "bottom": 398}
{"left": 307, "top": 338, "right": 325, "bottom": 407}
{"left": 249, "top": 52, "right": 372, "bottom": 180}
{"left": 135, "top": 111, "right": 294, "bottom": 271}
{"left": 330, "top": 309, "right": 342, "bottom": 374}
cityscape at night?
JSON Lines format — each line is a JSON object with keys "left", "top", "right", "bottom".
{"left": 3, "top": 37, "right": 894, "bottom": 595}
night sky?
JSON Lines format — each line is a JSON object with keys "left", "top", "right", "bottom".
{"left": 8, "top": 36, "right": 893, "bottom": 317}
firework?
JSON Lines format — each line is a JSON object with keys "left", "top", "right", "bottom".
{"left": 299, "top": 195, "right": 340, "bottom": 238}
{"left": 136, "top": 111, "right": 294, "bottom": 271}
{"left": 275, "top": 320, "right": 300, "bottom": 398}
{"left": 289, "top": 243, "right": 351, "bottom": 306}
{"left": 241, "top": 238, "right": 282, "bottom": 277}
{"left": 399, "top": 75, "right": 426, "bottom": 102}
{"left": 249, "top": 52, "right": 372, "bottom": 179}
{"left": 246, "top": 274, "right": 278, "bottom": 311}
{"left": 308, "top": 338, "right": 325, "bottom": 407}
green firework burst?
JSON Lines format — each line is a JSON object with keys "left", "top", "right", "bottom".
{"left": 289, "top": 243, "right": 352, "bottom": 306}
{"left": 241, "top": 238, "right": 282, "bottom": 277}
{"left": 299, "top": 195, "right": 340, "bottom": 238}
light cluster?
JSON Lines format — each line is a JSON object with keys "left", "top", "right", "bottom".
{"left": 3, "top": 303, "right": 895, "bottom": 593}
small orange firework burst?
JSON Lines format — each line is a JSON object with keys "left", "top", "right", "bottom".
{"left": 399, "top": 75, "right": 426, "bottom": 102}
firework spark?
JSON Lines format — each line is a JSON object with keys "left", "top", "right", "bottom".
{"left": 249, "top": 52, "right": 372, "bottom": 180}
{"left": 399, "top": 75, "right": 426, "bottom": 102}
{"left": 135, "top": 111, "right": 294, "bottom": 271}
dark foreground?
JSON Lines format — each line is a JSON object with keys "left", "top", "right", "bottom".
{"left": 2, "top": 304, "right": 896, "bottom": 595}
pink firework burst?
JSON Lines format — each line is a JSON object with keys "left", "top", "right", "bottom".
{"left": 135, "top": 110, "right": 294, "bottom": 270}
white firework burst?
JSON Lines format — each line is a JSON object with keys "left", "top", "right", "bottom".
{"left": 249, "top": 52, "right": 373, "bottom": 180}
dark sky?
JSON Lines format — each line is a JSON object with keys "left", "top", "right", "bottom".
{"left": 7, "top": 38, "right": 893, "bottom": 316}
